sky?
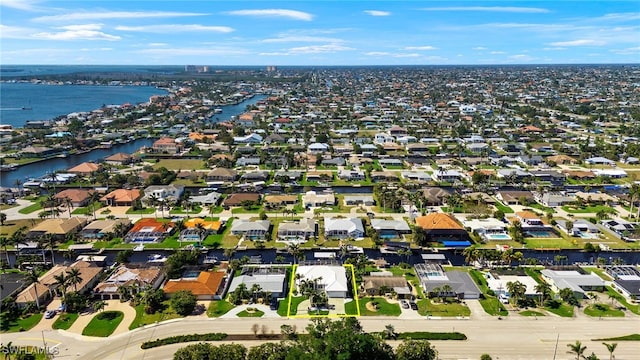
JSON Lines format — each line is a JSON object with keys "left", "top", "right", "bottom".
{"left": 1, "top": 0, "right": 639, "bottom": 65}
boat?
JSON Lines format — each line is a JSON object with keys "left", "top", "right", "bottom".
{"left": 147, "top": 254, "right": 168, "bottom": 263}
{"left": 203, "top": 254, "right": 219, "bottom": 264}
{"left": 214, "top": 108, "right": 223, "bottom": 113}
{"left": 0, "top": 164, "right": 18, "bottom": 172}
{"left": 133, "top": 244, "right": 145, "bottom": 252}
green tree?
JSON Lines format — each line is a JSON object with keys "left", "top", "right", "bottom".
{"left": 66, "top": 267, "right": 82, "bottom": 293}
{"left": 174, "top": 343, "right": 216, "bottom": 360}
{"left": 566, "top": 340, "right": 587, "bottom": 360}
{"left": 116, "top": 249, "right": 133, "bottom": 264}
{"left": 142, "top": 287, "right": 165, "bottom": 314}
{"left": 480, "top": 355, "right": 493, "bottom": 360}
{"left": 170, "top": 290, "right": 197, "bottom": 316}
{"left": 247, "top": 343, "right": 289, "bottom": 360}
{"left": 395, "top": 339, "right": 438, "bottom": 360}
{"left": 25, "top": 268, "right": 42, "bottom": 310}
{"left": 602, "top": 342, "right": 617, "bottom": 360}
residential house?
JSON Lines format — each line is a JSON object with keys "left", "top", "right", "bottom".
{"left": 277, "top": 219, "right": 317, "bottom": 242}
{"left": 104, "top": 152, "right": 135, "bottom": 165}
{"left": 163, "top": 270, "right": 228, "bottom": 300}
{"left": 374, "top": 133, "right": 395, "bottom": 144}
{"left": 93, "top": 265, "right": 164, "bottom": 300}
{"left": 206, "top": 168, "right": 237, "bottom": 182}
{"left": 422, "top": 187, "right": 453, "bottom": 206}
{"left": 230, "top": 220, "right": 271, "bottom": 240}
{"left": 16, "top": 260, "right": 103, "bottom": 308}
{"left": 100, "top": 189, "right": 141, "bottom": 206}
{"left": 233, "top": 133, "right": 263, "bottom": 144}
{"left": 462, "top": 218, "right": 510, "bottom": 241}
{"left": 53, "top": 188, "right": 94, "bottom": 207}
{"left": 361, "top": 275, "right": 412, "bottom": 298}
{"left": 378, "top": 158, "right": 404, "bottom": 167}
{"left": 229, "top": 265, "right": 288, "bottom": 298}
{"left": 515, "top": 211, "right": 544, "bottom": 226}
{"left": 585, "top": 157, "right": 616, "bottom": 166}
{"left": 414, "top": 213, "right": 470, "bottom": 245}
{"left": 125, "top": 218, "right": 174, "bottom": 243}
{"left": 401, "top": 171, "right": 431, "bottom": 182}
{"left": 604, "top": 266, "right": 640, "bottom": 299}
{"left": 324, "top": 217, "right": 365, "bottom": 239}
{"left": 27, "top": 217, "right": 87, "bottom": 240}
{"left": 546, "top": 155, "right": 578, "bottom": 165}
{"left": 540, "top": 269, "right": 605, "bottom": 299}
{"left": 302, "top": 191, "right": 335, "bottom": 207}
{"left": 308, "top": 143, "right": 330, "bottom": 154}
{"left": 496, "top": 190, "right": 535, "bottom": 206}
{"left": 370, "top": 171, "right": 399, "bottom": 182}
{"left": 264, "top": 195, "right": 299, "bottom": 209}
{"left": 222, "top": 193, "right": 261, "bottom": 208}
{"left": 537, "top": 193, "right": 576, "bottom": 207}
{"left": 142, "top": 184, "right": 185, "bottom": 204}
{"left": 295, "top": 265, "right": 348, "bottom": 298}
{"left": 416, "top": 264, "right": 480, "bottom": 299}
{"left": 432, "top": 169, "right": 465, "bottom": 183}
{"left": 370, "top": 219, "right": 411, "bottom": 239}
{"left": 306, "top": 171, "right": 334, "bottom": 182}
{"left": 67, "top": 162, "right": 101, "bottom": 175}
{"left": 235, "top": 157, "right": 261, "bottom": 167}
{"left": 188, "top": 191, "right": 222, "bottom": 205}
{"left": 80, "top": 219, "right": 131, "bottom": 240}
{"left": 152, "top": 137, "right": 182, "bottom": 153}
{"left": 343, "top": 195, "right": 375, "bottom": 206}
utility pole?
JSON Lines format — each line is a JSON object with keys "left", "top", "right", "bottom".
{"left": 552, "top": 333, "right": 559, "bottom": 360}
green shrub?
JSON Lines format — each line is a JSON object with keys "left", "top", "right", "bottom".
{"left": 396, "top": 332, "right": 467, "bottom": 340}
{"left": 141, "top": 333, "right": 228, "bottom": 349}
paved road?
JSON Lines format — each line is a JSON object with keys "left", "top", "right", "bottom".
{"left": 3, "top": 313, "right": 638, "bottom": 360}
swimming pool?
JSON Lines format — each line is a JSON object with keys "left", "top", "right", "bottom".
{"left": 526, "top": 231, "right": 555, "bottom": 238}
{"left": 182, "top": 270, "right": 201, "bottom": 278}
{"left": 486, "top": 233, "right": 511, "bottom": 240}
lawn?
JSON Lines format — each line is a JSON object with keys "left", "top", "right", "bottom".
{"left": 582, "top": 267, "right": 614, "bottom": 281}
{"left": 417, "top": 299, "right": 471, "bottom": 317}
{"left": 52, "top": 312, "right": 79, "bottom": 330}
{"left": 169, "top": 206, "right": 202, "bottom": 215}
{"left": 0, "top": 219, "right": 41, "bottom": 237}
{"left": 525, "top": 238, "right": 578, "bottom": 249}
{"left": 584, "top": 303, "right": 625, "bottom": 317}
{"left": 561, "top": 205, "right": 617, "bottom": 214}
{"left": 153, "top": 159, "right": 205, "bottom": 171}
{"left": 519, "top": 310, "right": 545, "bottom": 317}
{"left": 469, "top": 269, "right": 508, "bottom": 316}
{"left": 82, "top": 311, "right": 124, "bottom": 337}
{"left": 1, "top": 313, "right": 43, "bottom": 333}
{"left": 283, "top": 296, "right": 306, "bottom": 316}
{"left": 126, "top": 207, "right": 156, "bottom": 214}
{"left": 207, "top": 300, "right": 235, "bottom": 317}
{"left": 18, "top": 201, "right": 44, "bottom": 214}
{"left": 231, "top": 206, "right": 263, "bottom": 214}
{"left": 604, "top": 286, "right": 639, "bottom": 315}
{"left": 356, "top": 297, "right": 401, "bottom": 316}
{"left": 237, "top": 308, "right": 264, "bottom": 317}
{"left": 494, "top": 201, "right": 515, "bottom": 214}
{"left": 544, "top": 303, "right": 574, "bottom": 317}
{"left": 71, "top": 201, "right": 104, "bottom": 215}
{"left": 129, "top": 303, "right": 181, "bottom": 329}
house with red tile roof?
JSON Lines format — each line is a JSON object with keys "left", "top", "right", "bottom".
{"left": 163, "top": 271, "right": 227, "bottom": 300}
{"left": 67, "top": 162, "right": 101, "bottom": 175}
{"left": 100, "top": 189, "right": 141, "bottom": 206}
{"left": 54, "top": 188, "right": 94, "bottom": 207}
{"left": 125, "top": 218, "right": 174, "bottom": 243}
{"left": 152, "top": 137, "right": 183, "bottom": 153}
{"left": 414, "top": 213, "right": 470, "bottom": 244}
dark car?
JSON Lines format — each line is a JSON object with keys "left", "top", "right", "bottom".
{"left": 270, "top": 299, "right": 279, "bottom": 311}
{"left": 400, "top": 300, "right": 409, "bottom": 309}
{"left": 409, "top": 301, "right": 418, "bottom": 310}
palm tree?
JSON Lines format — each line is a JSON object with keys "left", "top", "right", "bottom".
{"left": 66, "top": 267, "right": 82, "bottom": 293}
{"left": 53, "top": 272, "right": 69, "bottom": 300}
{"left": 534, "top": 282, "right": 552, "bottom": 305}
{"left": 0, "top": 236, "right": 12, "bottom": 268}
{"left": 602, "top": 342, "right": 617, "bottom": 360}
{"left": 223, "top": 248, "right": 235, "bottom": 260}
{"left": 626, "top": 184, "right": 639, "bottom": 217}
{"left": 566, "top": 340, "right": 587, "bottom": 360}
{"left": 64, "top": 197, "right": 73, "bottom": 218}
{"left": 93, "top": 300, "right": 106, "bottom": 313}
{"left": 383, "top": 324, "right": 397, "bottom": 340}
{"left": 287, "top": 243, "right": 302, "bottom": 264}
{"left": 39, "top": 233, "right": 58, "bottom": 266}
{"left": 441, "top": 284, "right": 453, "bottom": 302}
{"left": 25, "top": 268, "right": 42, "bottom": 310}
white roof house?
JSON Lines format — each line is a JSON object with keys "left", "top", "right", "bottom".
{"left": 324, "top": 217, "right": 365, "bottom": 239}
{"left": 484, "top": 272, "right": 539, "bottom": 297}
{"left": 302, "top": 191, "right": 335, "bottom": 207}
{"left": 540, "top": 269, "right": 605, "bottom": 299}
{"left": 295, "top": 265, "right": 349, "bottom": 298}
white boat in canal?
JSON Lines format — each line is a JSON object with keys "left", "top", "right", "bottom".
{"left": 147, "top": 254, "right": 168, "bottom": 263}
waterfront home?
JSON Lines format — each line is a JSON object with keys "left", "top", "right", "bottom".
{"left": 184, "top": 218, "right": 223, "bottom": 234}
{"left": 229, "top": 265, "right": 288, "bottom": 298}
{"left": 337, "top": 170, "right": 365, "bottom": 181}
{"left": 21, "top": 146, "right": 57, "bottom": 158}
{"left": 600, "top": 219, "right": 638, "bottom": 241}
{"left": 67, "top": 162, "right": 101, "bottom": 175}
{"left": 370, "top": 171, "right": 399, "bottom": 182}
{"left": 370, "top": 219, "right": 411, "bottom": 239}
{"left": 585, "top": 157, "right": 616, "bottom": 166}
{"left": 222, "top": 193, "right": 260, "bottom": 208}
{"left": 233, "top": 133, "right": 263, "bottom": 144}
{"left": 422, "top": 187, "right": 453, "bottom": 206}
{"left": 537, "top": 193, "right": 576, "bottom": 207}
{"left": 163, "top": 270, "right": 228, "bottom": 300}
{"left": 142, "top": 184, "right": 185, "bottom": 204}
{"left": 236, "top": 156, "right": 261, "bottom": 167}
{"left": 401, "top": 171, "right": 431, "bottom": 183}
{"left": 556, "top": 219, "right": 600, "bottom": 238}
{"left": 188, "top": 191, "right": 222, "bottom": 205}
{"left": 308, "top": 142, "right": 330, "bottom": 153}
{"left": 206, "top": 168, "right": 237, "bottom": 182}
{"left": 277, "top": 219, "right": 317, "bottom": 243}
{"left": 462, "top": 218, "right": 510, "bottom": 241}
{"left": 540, "top": 269, "right": 605, "bottom": 299}
{"left": 264, "top": 194, "right": 298, "bottom": 208}
{"left": 604, "top": 266, "right": 640, "bottom": 299}
{"left": 16, "top": 260, "right": 103, "bottom": 308}
{"left": 53, "top": 188, "right": 94, "bottom": 208}
{"left": 324, "top": 217, "right": 365, "bottom": 239}
{"left": 104, "top": 152, "right": 135, "bottom": 165}
{"left": 295, "top": 265, "right": 348, "bottom": 298}
{"left": 432, "top": 169, "right": 465, "bottom": 183}
{"left": 546, "top": 154, "right": 578, "bottom": 165}
{"left": 414, "top": 213, "right": 470, "bottom": 245}
{"left": 27, "top": 217, "right": 87, "bottom": 240}
{"left": 343, "top": 195, "right": 375, "bottom": 206}
{"left": 416, "top": 264, "right": 480, "bottom": 299}
{"left": 485, "top": 272, "right": 539, "bottom": 299}
{"left": 361, "top": 275, "right": 412, "bottom": 298}
{"left": 152, "top": 137, "right": 183, "bottom": 153}
{"left": 93, "top": 265, "right": 165, "bottom": 300}
{"left": 100, "top": 189, "right": 141, "bottom": 207}
{"left": 496, "top": 169, "right": 531, "bottom": 182}
{"left": 305, "top": 171, "right": 333, "bottom": 182}
{"left": 515, "top": 211, "right": 544, "bottom": 226}
{"left": 241, "top": 171, "right": 270, "bottom": 182}
{"left": 302, "top": 191, "right": 335, "bottom": 207}
{"left": 230, "top": 219, "right": 271, "bottom": 240}
{"left": 80, "top": 219, "right": 131, "bottom": 240}
{"left": 274, "top": 170, "right": 303, "bottom": 182}
{"left": 124, "top": 218, "right": 174, "bottom": 243}
{"left": 496, "top": 190, "right": 535, "bottom": 206}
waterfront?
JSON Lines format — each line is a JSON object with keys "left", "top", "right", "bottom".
{"left": 0, "top": 83, "right": 168, "bottom": 128}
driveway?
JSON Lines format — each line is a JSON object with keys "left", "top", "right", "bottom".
{"left": 220, "top": 304, "right": 280, "bottom": 319}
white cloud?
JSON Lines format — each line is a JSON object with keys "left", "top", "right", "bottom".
{"left": 261, "top": 35, "right": 344, "bottom": 43}
{"left": 610, "top": 46, "right": 640, "bottom": 54}
{"left": 404, "top": 46, "right": 437, "bottom": 50}
{"left": 33, "top": 26, "right": 121, "bottom": 41}
{"left": 549, "top": 39, "right": 606, "bottom": 47}
{"left": 0, "top": 24, "right": 35, "bottom": 39}
{"left": 258, "top": 52, "right": 292, "bottom": 56}
{"left": 149, "top": 43, "right": 168, "bottom": 47}
{"left": 33, "top": 11, "right": 206, "bottom": 22}
{"left": 543, "top": 47, "right": 566, "bottom": 51}
{"left": 0, "top": 0, "right": 47, "bottom": 11}
{"left": 421, "top": 7, "right": 550, "bottom": 13}
{"left": 364, "top": 10, "right": 391, "bottom": 17}
{"left": 509, "top": 54, "right": 534, "bottom": 61}
{"left": 473, "top": 47, "right": 487, "bottom": 50}
{"left": 116, "top": 24, "right": 234, "bottom": 33}
{"left": 226, "top": 9, "right": 313, "bottom": 21}
{"left": 288, "top": 44, "right": 353, "bottom": 54}
{"left": 365, "top": 51, "right": 430, "bottom": 58}
{"left": 490, "top": 51, "right": 506, "bottom": 54}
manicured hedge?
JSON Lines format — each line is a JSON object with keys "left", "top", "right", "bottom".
{"left": 396, "top": 332, "right": 467, "bottom": 340}
{"left": 141, "top": 333, "right": 227, "bottom": 349}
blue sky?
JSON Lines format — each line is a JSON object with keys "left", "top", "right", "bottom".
{"left": 1, "top": 1, "right": 639, "bottom": 65}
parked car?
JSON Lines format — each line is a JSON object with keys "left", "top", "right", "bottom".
{"left": 400, "top": 300, "right": 409, "bottom": 309}
{"left": 409, "top": 301, "right": 418, "bottom": 310}
{"left": 44, "top": 310, "right": 56, "bottom": 319}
